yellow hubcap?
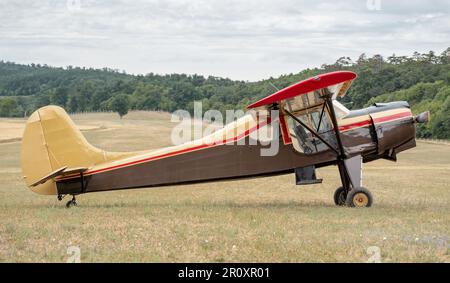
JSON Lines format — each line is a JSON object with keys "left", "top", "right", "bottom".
{"left": 353, "top": 192, "right": 369, "bottom": 207}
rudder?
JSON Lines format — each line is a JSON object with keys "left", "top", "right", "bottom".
{"left": 21, "top": 106, "right": 130, "bottom": 195}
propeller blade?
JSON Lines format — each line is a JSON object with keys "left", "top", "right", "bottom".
{"left": 415, "top": 111, "right": 430, "bottom": 124}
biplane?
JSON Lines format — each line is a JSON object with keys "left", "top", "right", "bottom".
{"left": 21, "top": 71, "right": 430, "bottom": 208}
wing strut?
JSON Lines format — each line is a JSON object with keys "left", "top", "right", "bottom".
{"left": 323, "top": 95, "right": 347, "bottom": 159}
{"left": 316, "top": 103, "right": 327, "bottom": 132}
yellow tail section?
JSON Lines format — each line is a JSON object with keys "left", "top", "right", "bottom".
{"left": 21, "top": 106, "right": 131, "bottom": 195}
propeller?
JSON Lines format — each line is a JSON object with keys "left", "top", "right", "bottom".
{"left": 414, "top": 111, "right": 430, "bottom": 124}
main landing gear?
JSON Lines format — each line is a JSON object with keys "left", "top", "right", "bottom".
{"left": 334, "top": 186, "right": 373, "bottom": 207}
{"left": 333, "top": 187, "right": 347, "bottom": 206}
{"left": 334, "top": 155, "right": 373, "bottom": 208}
{"left": 346, "top": 187, "right": 373, "bottom": 207}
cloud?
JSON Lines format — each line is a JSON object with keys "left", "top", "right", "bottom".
{"left": 0, "top": 0, "right": 449, "bottom": 81}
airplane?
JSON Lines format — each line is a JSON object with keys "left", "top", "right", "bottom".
{"left": 21, "top": 71, "right": 430, "bottom": 208}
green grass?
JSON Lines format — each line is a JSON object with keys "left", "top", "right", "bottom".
{"left": 0, "top": 112, "right": 449, "bottom": 262}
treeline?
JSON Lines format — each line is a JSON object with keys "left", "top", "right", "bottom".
{"left": 0, "top": 48, "right": 449, "bottom": 138}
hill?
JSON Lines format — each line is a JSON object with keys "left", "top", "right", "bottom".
{"left": 0, "top": 48, "right": 449, "bottom": 138}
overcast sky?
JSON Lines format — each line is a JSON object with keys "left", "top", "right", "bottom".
{"left": 0, "top": 0, "right": 449, "bottom": 81}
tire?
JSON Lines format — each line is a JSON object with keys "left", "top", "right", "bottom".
{"left": 333, "top": 187, "right": 347, "bottom": 206}
{"left": 65, "top": 199, "right": 77, "bottom": 208}
{"left": 346, "top": 187, "right": 373, "bottom": 208}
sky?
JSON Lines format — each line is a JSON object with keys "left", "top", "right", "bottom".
{"left": 0, "top": 0, "right": 449, "bottom": 81}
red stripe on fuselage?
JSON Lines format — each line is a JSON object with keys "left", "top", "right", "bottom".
{"left": 372, "top": 111, "right": 412, "bottom": 124}
{"left": 338, "top": 111, "right": 411, "bottom": 132}
{"left": 58, "top": 119, "right": 270, "bottom": 179}
{"left": 338, "top": 120, "right": 372, "bottom": 132}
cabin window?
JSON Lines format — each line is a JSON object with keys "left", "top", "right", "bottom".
{"left": 284, "top": 105, "right": 337, "bottom": 154}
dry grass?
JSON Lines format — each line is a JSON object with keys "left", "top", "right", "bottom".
{"left": 0, "top": 111, "right": 448, "bottom": 262}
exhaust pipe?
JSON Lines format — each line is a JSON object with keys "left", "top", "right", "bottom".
{"left": 415, "top": 111, "right": 430, "bottom": 124}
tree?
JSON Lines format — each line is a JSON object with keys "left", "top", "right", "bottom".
{"left": 440, "top": 47, "right": 450, "bottom": 64}
{"left": 129, "top": 83, "right": 163, "bottom": 110}
{"left": 424, "top": 51, "right": 439, "bottom": 64}
{"left": 67, "top": 96, "right": 79, "bottom": 113}
{"left": 73, "top": 80, "right": 96, "bottom": 111}
{"left": 0, "top": 98, "right": 19, "bottom": 117}
{"left": 412, "top": 51, "right": 422, "bottom": 61}
{"left": 49, "top": 86, "right": 68, "bottom": 106}
{"left": 431, "top": 96, "right": 450, "bottom": 139}
{"left": 357, "top": 53, "right": 367, "bottom": 65}
{"left": 108, "top": 94, "right": 129, "bottom": 118}
{"left": 368, "top": 54, "right": 384, "bottom": 71}
{"left": 34, "top": 94, "right": 50, "bottom": 109}
{"left": 387, "top": 54, "right": 408, "bottom": 65}
{"left": 0, "top": 52, "right": 449, "bottom": 138}
{"left": 335, "top": 57, "right": 354, "bottom": 68}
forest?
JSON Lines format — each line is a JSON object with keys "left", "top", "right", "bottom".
{"left": 0, "top": 48, "right": 449, "bottom": 139}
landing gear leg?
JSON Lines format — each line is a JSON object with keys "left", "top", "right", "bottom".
{"left": 334, "top": 161, "right": 351, "bottom": 206}
{"left": 335, "top": 155, "right": 373, "bottom": 207}
{"left": 66, "top": 195, "right": 77, "bottom": 208}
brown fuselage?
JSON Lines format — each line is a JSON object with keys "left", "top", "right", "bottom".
{"left": 56, "top": 103, "right": 416, "bottom": 196}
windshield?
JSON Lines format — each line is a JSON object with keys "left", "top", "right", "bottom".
{"left": 285, "top": 104, "right": 338, "bottom": 155}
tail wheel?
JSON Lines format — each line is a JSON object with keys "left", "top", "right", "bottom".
{"left": 65, "top": 196, "right": 78, "bottom": 208}
{"left": 333, "top": 187, "right": 347, "bottom": 206}
{"left": 346, "top": 187, "right": 373, "bottom": 208}
{"left": 66, "top": 200, "right": 76, "bottom": 208}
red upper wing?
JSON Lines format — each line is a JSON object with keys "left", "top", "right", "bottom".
{"left": 247, "top": 71, "right": 357, "bottom": 109}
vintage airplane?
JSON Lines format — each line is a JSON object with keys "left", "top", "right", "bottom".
{"left": 21, "top": 71, "right": 430, "bottom": 208}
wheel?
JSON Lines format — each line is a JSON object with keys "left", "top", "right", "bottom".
{"left": 345, "top": 187, "right": 373, "bottom": 208}
{"left": 333, "top": 187, "right": 348, "bottom": 206}
{"left": 65, "top": 199, "right": 77, "bottom": 208}
{"left": 65, "top": 200, "right": 73, "bottom": 208}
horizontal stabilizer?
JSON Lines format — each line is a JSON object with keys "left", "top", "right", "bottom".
{"left": 62, "top": 167, "right": 88, "bottom": 176}
{"left": 30, "top": 166, "right": 88, "bottom": 187}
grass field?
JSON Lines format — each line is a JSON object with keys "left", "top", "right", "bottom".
{"left": 0, "top": 111, "right": 449, "bottom": 262}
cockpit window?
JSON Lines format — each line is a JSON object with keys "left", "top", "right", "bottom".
{"left": 281, "top": 85, "right": 348, "bottom": 154}
{"left": 285, "top": 105, "right": 337, "bottom": 155}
